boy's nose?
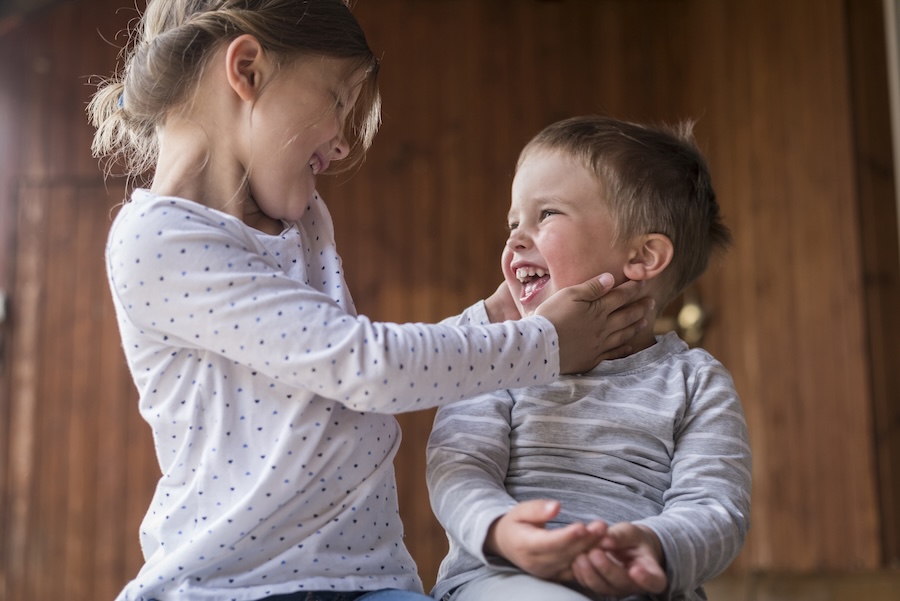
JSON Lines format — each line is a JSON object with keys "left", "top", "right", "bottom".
{"left": 506, "top": 228, "right": 531, "bottom": 250}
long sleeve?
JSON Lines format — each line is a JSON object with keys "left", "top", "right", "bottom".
{"left": 427, "top": 330, "right": 751, "bottom": 601}
{"left": 426, "top": 302, "right": 530, "bottom": 595}
{"left": 427, "top": 390, "right": 518, "bottom": 563}
{"left": 106, "top": 193, "right": 562, "bottom": 601}
{"left": 106, "top": 194, "right": 560, "bottom": 415}
{"left": 634, "top": 363, "right": 752, "bottom": 597}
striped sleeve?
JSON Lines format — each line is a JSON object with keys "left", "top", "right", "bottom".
{"left": 428, "top": 301, "right": 520, "bottom": 563}
{"left": 635, "top": 362, "right": 752, "bottom": 597}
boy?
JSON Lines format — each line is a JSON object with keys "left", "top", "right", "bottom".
{"left": 426, "top": 116, "right": 752, "bottom": 601}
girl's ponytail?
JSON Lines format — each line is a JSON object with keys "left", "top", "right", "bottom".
{"left": 87, "top": 0, "right": 381, "bottom": 179}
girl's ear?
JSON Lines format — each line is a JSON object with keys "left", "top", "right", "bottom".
{"left": 623, "top": 234, "right": 674, "bottom": 282}
{"left": 224, "top": 34, "right": 269, "bottom": 102}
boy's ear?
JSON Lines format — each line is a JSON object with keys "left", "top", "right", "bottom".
{"left": 623, "top": 234, "right": 674, "bottom": 282}
{"left": 224, "top": 34, "right": 270, "bottom": 102}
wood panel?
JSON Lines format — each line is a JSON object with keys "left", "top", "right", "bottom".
{"left": 0, "top": 2, "right": 155, "bottom": 599}
{"left": 846, "top": 0, "right": 900, "bottom": 567}
{"left": 706, "top": 571, "right": 900, "bottom": 600}
{"left": 0, "top": 15, "right": 23, "bottom": 600}
{"left": 0, "top": 0, "right": 897, "bottom": 599}
{"left": 3, "top": 181, "right": 153, "bottom": 600}
{"left": 677, "top": 0, "right": 881, "bottom": 571}
{"left": 1, "top": 14, "right": 16, "bottom": 598}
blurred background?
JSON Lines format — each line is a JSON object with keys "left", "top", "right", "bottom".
{"left": 1, "top": 0, "right": 899, "bottom": 599}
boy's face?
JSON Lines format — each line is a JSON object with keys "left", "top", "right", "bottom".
{"left": 503, "top": 149, "right": 631, "bottom": 317}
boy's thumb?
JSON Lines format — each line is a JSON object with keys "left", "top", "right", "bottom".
{"left": 509, "top": 499, "right": 561, "bottom": 526}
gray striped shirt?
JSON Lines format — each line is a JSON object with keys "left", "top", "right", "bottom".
{"left": 427, "top": 302, "right": 751, "bottom": 600}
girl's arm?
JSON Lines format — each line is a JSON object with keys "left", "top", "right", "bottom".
{"left": 108, "top": 198, "right": 560, "bottom": 414}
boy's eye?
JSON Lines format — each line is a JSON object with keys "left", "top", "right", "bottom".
{"left": 507, "top": 222, "right": 519, "bottom": 231}
{"left": 540, "top": 210, "right": 558, "bottom": 220}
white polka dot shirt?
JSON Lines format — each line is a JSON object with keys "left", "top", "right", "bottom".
{"left": 107, "top": 190, "right": 561, "bottom": 601}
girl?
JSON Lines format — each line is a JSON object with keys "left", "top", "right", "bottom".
{"left": 88, "top": 1, "right": 650, "bottom": 600}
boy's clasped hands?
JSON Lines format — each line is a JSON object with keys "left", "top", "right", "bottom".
{"left": 486, "top": 499, "right": 668, "bottom": 597}
{"left": 479, "top": 256, "right": 666, "bottom": 599}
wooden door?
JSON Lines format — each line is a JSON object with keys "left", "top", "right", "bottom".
{"left": 0, "top": 1, "right": 897, "bottom": 600}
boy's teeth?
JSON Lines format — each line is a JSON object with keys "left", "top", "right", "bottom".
{"left": 515, "top": 266, "right": 547, "bottom": 282}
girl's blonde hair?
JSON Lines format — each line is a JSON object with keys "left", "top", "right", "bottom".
{"left": 88, "top": 0, "right": 381, "bottom": 178}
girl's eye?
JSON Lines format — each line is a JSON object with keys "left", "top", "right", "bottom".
{"left": 332, "top": 90, "right": 347, "bottom": 111}
{"left": 540, "top": 210, "right": 558, "bottom": 220}
{"left": 507, "top": 222, "right": 519, "bottom": 231}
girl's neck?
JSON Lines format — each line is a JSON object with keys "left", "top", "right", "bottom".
{"left": 151, "top": 126, "right": 284, "bottom": 235}
{"left": 152, "top": 125, "right": 233, "bottom": 206}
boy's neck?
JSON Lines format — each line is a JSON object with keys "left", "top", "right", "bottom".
{"left": 482, "top": 286, "right": 662, "bottom": 356}
{"left": 611, "top": 285, "right": 667, "bottom": 356}
{"left": 627, "top": 320, "right": 660, "bottom": 354}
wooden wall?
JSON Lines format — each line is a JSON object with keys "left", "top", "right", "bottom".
{"left": 0, "top": 0, "right": 898, "bottom": 600}
{"left": 0, "top": 2, "right": 159, "bottom": 598}
{"left": 848, "top": 0, "right": 900, "bottom": 567}
{"left": 673, "top": 0, "right": 881, "bottom": 571}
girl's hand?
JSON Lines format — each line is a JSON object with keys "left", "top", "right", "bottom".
{"left": 485, "top": 500, "right": 600, "bottom": 582}
{"left": 535, "top": 274, "right": 653, "bottom": 374}
{"left": 572, "top": 522, "right": 668, "bottom": 597}
{"left": 484, "top": 281, "right": 522, "bottom": 323}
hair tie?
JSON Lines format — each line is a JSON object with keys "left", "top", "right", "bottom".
{"left": 118, "top": 94, "right": 124, "bottom": 109}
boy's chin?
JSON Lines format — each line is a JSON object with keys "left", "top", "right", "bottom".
{"left": 517, "top": 301, "right": 539, "bottom": 317}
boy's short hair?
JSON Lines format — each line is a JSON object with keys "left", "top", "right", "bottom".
{"left": 518, "top": 116, "right": 732, "bottom": 303}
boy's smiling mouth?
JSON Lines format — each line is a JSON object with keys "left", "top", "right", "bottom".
{"left": 515, "top": 266, "right": 550, "bottom": 302}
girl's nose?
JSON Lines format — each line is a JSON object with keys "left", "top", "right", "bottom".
{"left": 331, "top": 131, "right": 350, "bottom": 161}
